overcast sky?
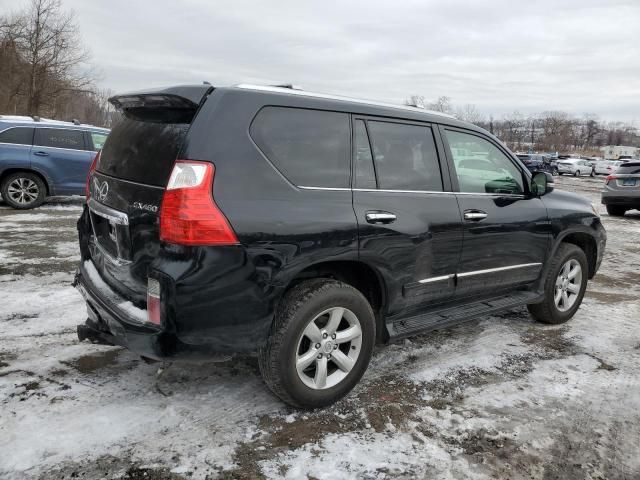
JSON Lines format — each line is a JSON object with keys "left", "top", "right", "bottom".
{"left": 20, "top": 0, "right": 640, "bottom": 121}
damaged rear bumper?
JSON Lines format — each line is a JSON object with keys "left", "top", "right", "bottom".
{"left": 74, "top": 264, "right": 168, "bottom": 360}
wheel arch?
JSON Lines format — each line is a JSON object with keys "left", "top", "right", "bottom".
{"left": 282, "top": 259, "right": 388, "bottom": 341}
{"left": 555, "top": 231, "right": 598, "bottom": 279}
{"left": 0, "top": 168, "right": 51, "bottom": 196}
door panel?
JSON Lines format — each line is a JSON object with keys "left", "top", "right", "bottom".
{"left": 440, "top": 126, "right": 550, "bottom": 297}
{"left": 31, "top": 128, "right": 94, "bottom": 195}
{"left": 352, "top": 118, "right": 463, "bottom": 316}
{"left": 355, "top": 190, "right": 463, "bottom": 314}
{"left": 455, "top": 194, "right": 549, "bottom": 296}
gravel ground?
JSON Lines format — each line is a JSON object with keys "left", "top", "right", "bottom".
{"left": 0, "top": 177, "right": 639, "bottom": 480}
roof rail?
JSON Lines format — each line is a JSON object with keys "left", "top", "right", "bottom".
{"left": 234, "top": 84, "right": 456, "bottom": 119}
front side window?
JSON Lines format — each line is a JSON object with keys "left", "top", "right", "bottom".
{"left": 90, "top": 132, "right": 108, "bottom": 150}
{"left": 0, "top": 127, "right": 34, "bottom": 145}
{"left": 367, "top": 121, "right": 443, "bottom": 191}
{"left": 445, "top": 130, "right": 524, "bottom": 195}
{"left": 250, "top": 107, "right": 350, "bottom": 188}
{"left": 35, "top": 128, "right": 85, "bottom": 151}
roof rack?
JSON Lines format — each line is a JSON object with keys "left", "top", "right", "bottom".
{"left": 235, "top": 84, "right": 456, "bottom": 119}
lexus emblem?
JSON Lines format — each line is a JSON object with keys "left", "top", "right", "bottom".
{"left": 93, "top": 178, "right": 109, "bottom": 202}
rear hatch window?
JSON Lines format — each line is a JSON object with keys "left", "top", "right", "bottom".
{"left": 97, "top": 119, "right": 189, "bottom": 186}
{"left": 616, "top": 162, "right": 640, "bottom": 175}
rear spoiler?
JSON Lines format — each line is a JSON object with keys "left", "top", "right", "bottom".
{"left": 109, "top": 84, "right": 213, "bottom": 123}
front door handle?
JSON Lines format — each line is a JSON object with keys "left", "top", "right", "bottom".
{"left": 365, "top": 211, "right": 397, "bottom": 224}
{"left": 33, "top": 151, "right": 49, "bottom": 156}
{"left": 463, "top": 210, "right": 488, "bottom": 221}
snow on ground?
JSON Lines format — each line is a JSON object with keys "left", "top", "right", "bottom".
{"left": 0, "top": 178, "right": 639, "bottom": 479}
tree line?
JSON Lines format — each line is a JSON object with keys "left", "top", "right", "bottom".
{"left": 1, "top": 0, "right": 638, "bottom": 148}
{"left": 406, "top": 95, "right": 639, "bottom": 155}
{"left": 0, "top": 0, "right": 116, "bottom": 127}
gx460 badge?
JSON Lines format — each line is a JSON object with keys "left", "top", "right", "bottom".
{"left": 133, "top": 202, "right": 158, "bottom": 213}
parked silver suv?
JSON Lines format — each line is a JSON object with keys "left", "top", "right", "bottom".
{"left": 601, "top": 161, "right": 640, "bottom": 216}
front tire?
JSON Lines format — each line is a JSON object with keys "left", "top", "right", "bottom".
{"left": 606, "top": 205, "right": 626, "bottom": 216}
{"left": 528, "top": 243, "right": 588, "bottom": 324}
{"left": 573, "top": 170, "right": 579, "bottom": 177}
{"left": 258, "top": 279, "right": 375, "bottom": 409}
{"left": 1, "top": 172, "right": 46, "bottom": 209}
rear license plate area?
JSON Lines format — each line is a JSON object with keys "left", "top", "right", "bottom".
{"left": 622, "top": 179, "right": 636, "bottom": 186}
{"left": 88, "top": 205, "right": 132, "bottom": 262}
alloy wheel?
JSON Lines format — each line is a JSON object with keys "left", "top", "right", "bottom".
{"left": 295, "top": 306, "right": 362, "bottom": 390}
{"left": 554, "top": 259, "right": 582, "bottom": 312}
{"left": 7, "top": 177, "right": 39, "bottom": 205}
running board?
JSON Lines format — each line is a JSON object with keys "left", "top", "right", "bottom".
{"left": 387, "top": 291, "right": 541, "bottom": 339}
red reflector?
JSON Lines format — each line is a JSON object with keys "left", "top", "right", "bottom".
{"left": 147, "top": 278, "right": 161, "bottom": 325}
{"left": 605, "top": 175, "right": 618, "bottom": 185}
{"left": 86, "top": 151, "right": 100, "bottom": 199}
{"left": 159, "top": 160, "right": 239, "bottom": 246}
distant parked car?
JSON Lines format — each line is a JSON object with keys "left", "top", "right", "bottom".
{"left": 516, "top": 154, "right": 554, "bottom": 174}
{"left": 601, "top": 162, "right": 640, "bottom": 216}
{"left": 557, "top": 158, "right": 594, "bottom": 177}
{"left": 0, "top": 115, "right": 109, "bottom": 209}
{"left": 595, "top": 160, "right": 623, "bottom": 176}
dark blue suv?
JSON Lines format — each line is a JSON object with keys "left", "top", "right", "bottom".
{"left": 0, "top": 115, "right": 109, "bottom": 209}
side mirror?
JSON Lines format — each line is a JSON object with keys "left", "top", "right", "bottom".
{"left": 531, "top": 171, "right": 554, "bottom": 196}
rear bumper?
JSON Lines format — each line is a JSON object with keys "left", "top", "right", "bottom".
{"left": 74, "top": 263, "right": 172, "bottom": 360}
{"left": 601, "top": 194, "right": 640, "bottom": 206}
{"left": 74, "top": 261, "right": 245, "bottom": 360}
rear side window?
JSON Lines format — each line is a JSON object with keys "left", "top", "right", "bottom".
{"left": 617, "top": 163, "right": 640, "bottom": 174}
{"left": 250, "top": 107, "right": 350, "bottom": 188}
{"left": 35, "top": 128, "right": 85, "bottom": 150}
{"left": 90, "top": 132, "right": 108, "bottom": 150}
{"left": 367, "top": 121, "right": 443, "bottom": 191}
{"left": 0, "top": 127, "right": 34, "bottom": 145}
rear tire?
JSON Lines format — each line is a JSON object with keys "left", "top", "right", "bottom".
{"left": 1, "top": 172, "right": 46, "bottom": 209}
{"left": 590, "top": 169, "right": 595, "bottom": 177}
{"left": 528, "top": 243, "right": 588, "bottom": 325}
{"left": 258, "top": 279, "right": 376, "bottom": 409}
{"left": 573, "top": 170, "right": 579, "bottom": 177}
{"left": 606, "top": 205, "right": 626, "bottom": 216}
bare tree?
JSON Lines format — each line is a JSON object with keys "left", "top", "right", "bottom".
{"left": 455, "top": 104, "right": 484, "bottom": 125}
{"left": 427, "top": 96, "right": 453, "bottom": 114}
{"left": 12, "top": 0, "right": 92, "bottom": 115}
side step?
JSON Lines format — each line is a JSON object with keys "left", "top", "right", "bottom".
{"left": 387, "top": 291, "right": 541, "bottom": 339}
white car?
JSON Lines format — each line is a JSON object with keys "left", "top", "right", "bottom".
{"left": 595, "top": 160, "right": 623, "bottom": 176}
{"left": 557, "top": 158, "right": 594, "bottom": 176}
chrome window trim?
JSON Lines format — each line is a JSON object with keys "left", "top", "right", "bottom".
{"left": 298, "top": 186, "right": 351, "bottom": 192}
{"left": 457, "top": 263, "right": 542, "bottom": 278}
{"left": 299, "top": 185, "right": 525, "bottom": 198}
{"left": 236, "top": 84, "right": 456, "bottom": 119}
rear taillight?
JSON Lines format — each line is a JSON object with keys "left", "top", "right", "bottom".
{"left": 605, "top": 175, "right": 618, "bottom": 185}
{"left": 159, "top": 160, "right": 239, "bottom": 246}
{"left": 85, "top": 151, "right": 100, "bottom": 199}
{"left": 147, "top": 278, "right": 161, "bottom": 325}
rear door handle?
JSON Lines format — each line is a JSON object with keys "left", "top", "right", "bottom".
{"left": 365, "top": 211, "right": 397, "bottom": 224}
{"left": 33, "top": 151, "right": 49, "bottom": 156}
{"left": 463, "top": 210, "right": 487, "bottom": 221}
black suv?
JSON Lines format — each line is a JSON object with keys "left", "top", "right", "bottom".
{"left": 75, "top": 84, "right": 606, "bottom": 408}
